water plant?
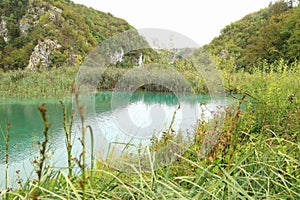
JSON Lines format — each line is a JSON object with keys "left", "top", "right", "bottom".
{"left": 60, "top": 100, "right": 75, "bottom": 178}
{"left": 0, "top": 61, "right": 299, "bottom": 199}
{"left": 35, "top": 103, "right": 51, "bottom": 183}
{"left": 1, "top": 122, "right": 11, "bottom": 200}
{"left": 74, "top": 88, "right": 87, "bottom": 200}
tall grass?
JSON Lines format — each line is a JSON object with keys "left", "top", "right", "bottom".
{"left": 35, "top": 104, "right": 51, "bottom": 183}
{"left": 3, "top": 123, "right": 11, "bottom": 200}
{"left": 60, "top": 100, "right": 75, "bottom": 178}
{"left": 74, "top": 89, "right": 88, "bottom": 200}
{"left": 0, "top": 62, "right": 299, "bottom": 199}
{"left": 0, "top": 67, "right": 77, "bottom": 99}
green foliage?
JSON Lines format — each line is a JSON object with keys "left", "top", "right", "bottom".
{"left": 0, "top": 0, "right": 133, "bottom": 70}
{"left": 0, "top": 0, "right": 29, "bottom": 21}
{"left": 50, "top": 50, "right": 68, "bottom": 67}
{"left": 0, "top": 62, "right": 299, "bottom": 199}
{"left": 206, "top": 1, "right": 300, "bottom": 71}
{"left": 0, "top": 66, "right": 77, "bottom": 99}
{"left": 223, "top": 61, "right": 300, "bottom": 139}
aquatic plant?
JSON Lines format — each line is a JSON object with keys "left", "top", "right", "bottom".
{"left": 0, "top": 62, "right": 299, "bottom": 199}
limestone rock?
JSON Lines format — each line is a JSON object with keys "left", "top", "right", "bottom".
{"left": 27, "top": 39, "right": 62, "bottom": 70}
{"left": 50, "top": 5, "right": 63, "bottom": 14}
{"left": 49, "top": 5, "right": 64, "bottom": 23}
{"left": 19, "top": 5, "right": 45, "bottom": 36}
{"left": 111, "top": 49, "right": 124, "bottom": 64}
{"left": 0, "top": 16, "right": 9, "bottom": 43}
{"left": 19, "top": 18, "right": 31, "bottom": 36}
{"left": 19, "top": 2, "right": 64, "bottom": 36}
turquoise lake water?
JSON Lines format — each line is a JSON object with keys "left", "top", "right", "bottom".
{"left": 0, "top": 91, "right": 228, "bottom": 189}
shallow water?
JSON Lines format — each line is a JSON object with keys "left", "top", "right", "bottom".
{"left": 0, "top": 91, "right": 227, "bottom": 189}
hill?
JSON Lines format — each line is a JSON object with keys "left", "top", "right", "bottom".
{"left": 205, "top": 0, "right": 300, "bottom": 71}
{"left": 0, "top": 0, "right": 134, "bottom": 70}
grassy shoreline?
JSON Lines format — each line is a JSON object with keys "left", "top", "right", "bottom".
{"left": 0, "top": 67, "right": 78, "bottom": 100}
{"left": 0, "top": 63, "right": 299, "bottom": 199}
{"left": 1, "top": 61, "right": 299, "bottom": 100}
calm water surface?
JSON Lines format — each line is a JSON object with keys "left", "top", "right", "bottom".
{"left": 0, "top": 91, "right": 227, "bottom": 188}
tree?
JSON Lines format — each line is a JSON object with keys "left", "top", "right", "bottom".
{"left": 0, "top": 37, "right": 6, "bottom": 50}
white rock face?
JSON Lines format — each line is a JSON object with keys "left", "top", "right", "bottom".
{"left": 0, "top": 16, "right": 9, "bottom": 43}
{"left": 19, "top": 18, "right": 31, "bottom": 36}
{"left": 19, "top": 2, "right": 64, "bottom": 36}
{"left": 27, "top": 39, "right": 62, "bottom": 70}
{"left": 19, "top": 5, "right": 45, "bottom": 36}
{"left": 111, "top": 49, "right": 124, "bottom": 64}
{"left": 50, "top": 5, "right": 63, "bottom": 14}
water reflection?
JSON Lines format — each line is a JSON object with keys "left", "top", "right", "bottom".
{"left": 0, "top": 91, "right": 226, "bottom": 188}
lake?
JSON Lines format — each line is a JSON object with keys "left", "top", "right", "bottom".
{"left": 0, "top": 91, "right": 228, "bottom": 189}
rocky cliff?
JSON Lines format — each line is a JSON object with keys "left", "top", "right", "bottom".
{"left": 27, "top": 39, "right": 61, "bottom": 70}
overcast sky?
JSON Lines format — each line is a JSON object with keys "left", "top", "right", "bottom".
{"left": 72, "top": 0, "right": 273, "bottom": 46}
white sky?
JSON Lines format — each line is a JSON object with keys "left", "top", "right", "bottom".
{"left": 72, "top": 0, "right": 273, "bottom": 46}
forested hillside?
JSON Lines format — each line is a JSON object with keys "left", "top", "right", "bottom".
{"left": 0, "top": 0, "right": 133, "bottom": 70}
{"left": 206, "top": 0, "right": 300, "bottom": 71}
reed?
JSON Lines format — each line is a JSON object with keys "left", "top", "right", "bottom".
{"left": 4, "top": 122, "right": 11, "bottom": 200}
{"left": 87, "top": 125, "right": 95, "bottom": 180}
{"left": 60, "top": 100, "right": 75, "bottom": 178}
{"left": 0, "top": 62, "right": 299, "bottom": 199}
{"left": 35, "top": 103, "right": 51, "bottom": 183}
{"left": 0, "top": 67, "right": 77, "bottom": 99}
{"left": 74, "top": 89, "right": 87, "bottom": 200}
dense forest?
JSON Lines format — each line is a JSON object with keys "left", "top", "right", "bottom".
{"left": 0, "top": 0, "right": 133, "bottom": 70}
{"left": 1, "top": 0, "right": 300, "bottom": 73}
{"left": 205, "top": 0, "right": 300, "bottom": 71}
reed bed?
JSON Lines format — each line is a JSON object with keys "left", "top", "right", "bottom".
{"left": 0, "top": 62, "right": 299, "bottom": 199}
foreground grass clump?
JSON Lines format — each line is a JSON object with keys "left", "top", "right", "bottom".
{"left": 0, "top": 62, "right": 299, "bottom": 199}
{"left": 0, "top": 67, "right": 78, "bottom": 99}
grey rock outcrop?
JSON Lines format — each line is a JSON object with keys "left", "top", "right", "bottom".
{"left": 0, "top": 16, "right": 9, "bottom": 43}
{"left": 27, "top": 39, "right": 62, "bottom": 70}
{"left": 19, "top": 2, "right": 64, "bottom": 36}
{"left": 19, "top": 5, "right": 44, "bottom": 36}
{"left": 111, "top": 49, "right": 124, "bottom": 64}
{"left": 50, "top": 5, "right": 63, "bottom": 14}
